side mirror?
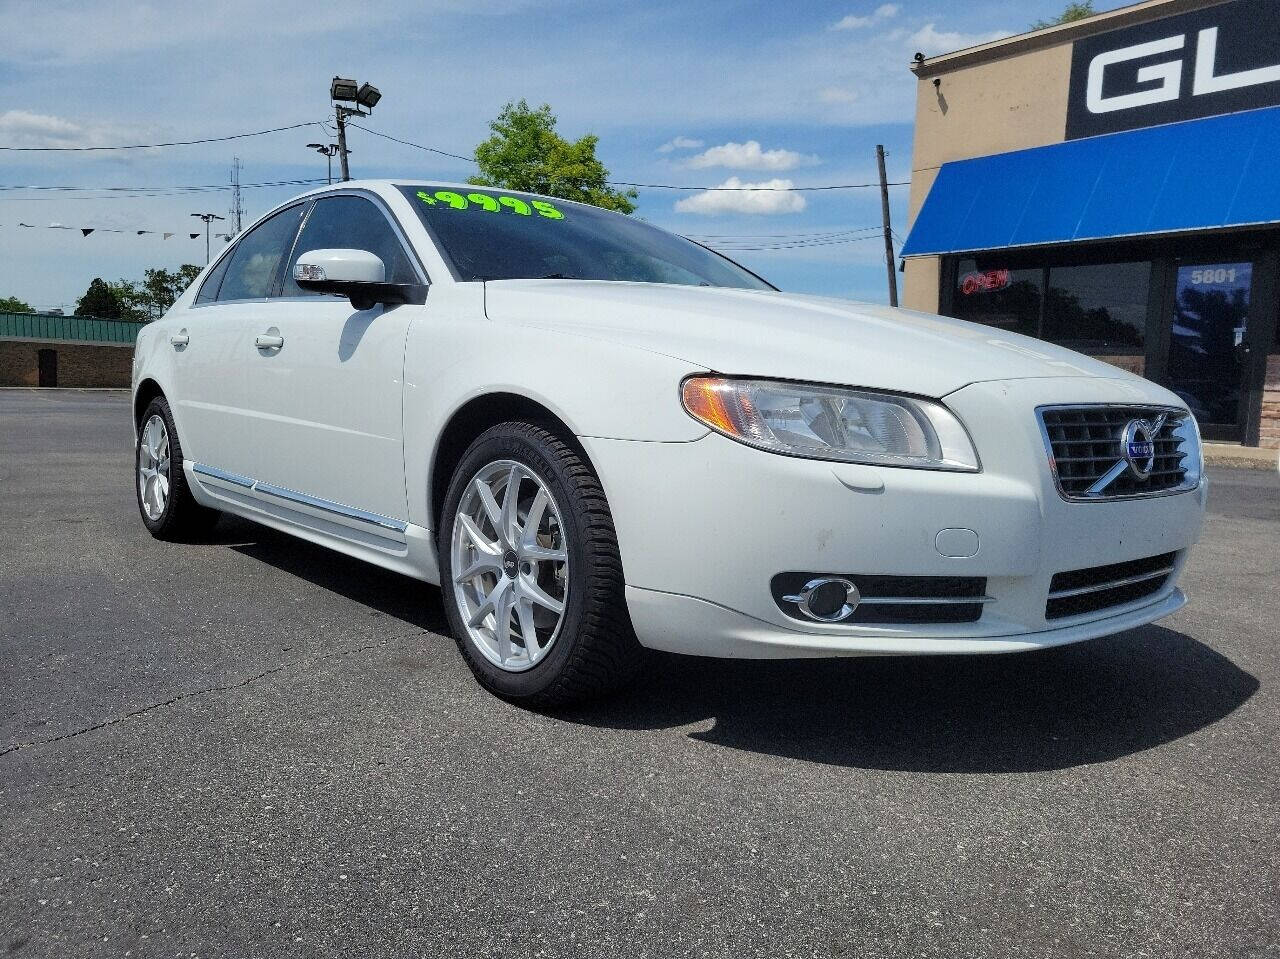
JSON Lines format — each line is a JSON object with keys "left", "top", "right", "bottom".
{"left": 293, "top": 249, "right": 425, "bottom": 311}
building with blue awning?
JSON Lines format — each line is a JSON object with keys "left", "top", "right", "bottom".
{"left": 901, "top": 0, "right": 1279, "bottom": 448}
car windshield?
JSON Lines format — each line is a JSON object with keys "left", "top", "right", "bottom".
{"left": 397, "top": 185, "right": 773, "bottom": 289}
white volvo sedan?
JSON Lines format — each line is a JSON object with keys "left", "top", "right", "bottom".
{"left": 132, "top": 181, "right": 1206, "bottom": 705}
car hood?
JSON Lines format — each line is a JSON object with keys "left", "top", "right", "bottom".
{"left": 482, "top": 280, "right": 1135, "bottom": 397}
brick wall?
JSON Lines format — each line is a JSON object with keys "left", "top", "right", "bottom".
{"left": 0, "top": 340, "right": 133, "bottom": 388}
{"left": 1262, "top": 355, "right": 1280, "bottom": 450}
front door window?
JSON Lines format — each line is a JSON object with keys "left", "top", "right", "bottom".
{"left": 1167, "top": 262, "right": 1252, "bottom": 432}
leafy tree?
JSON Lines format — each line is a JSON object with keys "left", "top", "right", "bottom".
{"left": 1032, "top": 1, "right": 1096, "bottom": 29}
{"left": 73, "top": 265, "right": 202, "bottom": 322}
{"left": 108, "top": 280, "right": 149, "bottom": 322}
{"left": 140, "top": 265, "right": 202, "bottom": 319}
{"left": 469, "top": 100, "right": 637, "bottom": 214}
{"left": 74, "top": 278, "right": 124, "bottom": 319}
{"left": 0, "top": 295, "right": 32, "bottom": 313}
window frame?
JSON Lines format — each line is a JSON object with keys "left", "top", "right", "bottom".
{"left": 273, "top": 188, "right": 429, "bottom": 300}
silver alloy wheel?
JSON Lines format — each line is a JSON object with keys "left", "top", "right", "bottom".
{"left": 451, "top": 459, "right": 569, "bottom": 672}
{"left": 138, "top": 413, "right": 171, "bottom": 521}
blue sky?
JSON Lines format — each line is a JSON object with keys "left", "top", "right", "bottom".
{"left": 0, "top": 0, "right": 1118, "bottom": 311}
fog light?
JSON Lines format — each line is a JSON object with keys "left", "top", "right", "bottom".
{"left": 782, "top": 577, "right": 860, "bottom": 622}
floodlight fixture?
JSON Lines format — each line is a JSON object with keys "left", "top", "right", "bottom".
{"left": 330, "top": 76, "right": 359, "bottom": 102}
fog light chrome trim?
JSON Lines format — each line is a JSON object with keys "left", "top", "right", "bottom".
{"left": 781, "top": 577, "right": 861, "bottom": 622}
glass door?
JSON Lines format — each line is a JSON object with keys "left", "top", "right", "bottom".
{"left": 1166, "top": 261, "right": 1253, "bottom": 439}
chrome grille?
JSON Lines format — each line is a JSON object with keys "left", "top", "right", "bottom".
{"left": 1038, "top": 405, "right": 1198, "bottom": 501}
{"left": 1045, "top": 551, "right": 1177, "bottom": 620}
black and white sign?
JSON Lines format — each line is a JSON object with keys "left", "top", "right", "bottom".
{"left": 1066, "top": 0, "right": 1280, "bottom": 140}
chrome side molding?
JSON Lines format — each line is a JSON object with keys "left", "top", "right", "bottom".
{"left": 190, "top": 461, "right": 408, "bottom": 533}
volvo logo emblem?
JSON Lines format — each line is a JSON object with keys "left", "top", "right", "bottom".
{"left": 1121, "top": 413, "right": 1167, "bottom": 480}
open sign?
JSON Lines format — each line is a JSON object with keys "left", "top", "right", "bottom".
{"left": 960, "top": 269, "right": 1011, "bottom": 296}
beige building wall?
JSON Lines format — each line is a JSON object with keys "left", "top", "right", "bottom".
{"left": 900, "top": 0, "right": 1229, "bottom": 312}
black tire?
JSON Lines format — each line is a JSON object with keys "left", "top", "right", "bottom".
{"left": 135, "top": 395, "right": 219, "bottom": 541}
{"left": 438, "top": 421, "right": 644, "bottom": 707}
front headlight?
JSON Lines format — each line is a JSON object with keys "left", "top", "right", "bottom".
{"left": 681, "top": 376, "right": 980, "bottom": 472}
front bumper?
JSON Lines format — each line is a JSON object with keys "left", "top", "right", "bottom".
{"left": 583, "top": 376, "right": 1206, "bottom": 658}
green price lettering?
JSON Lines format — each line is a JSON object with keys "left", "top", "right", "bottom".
{"left": 466, "top": 193, "right": 500, "bottom": 212}
{"left": 413, "top": 189, "right": 563, "bottom": 220}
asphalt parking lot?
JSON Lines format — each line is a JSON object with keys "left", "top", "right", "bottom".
{"left": 1, "top": 389, "right": 1276, "bottom": 958}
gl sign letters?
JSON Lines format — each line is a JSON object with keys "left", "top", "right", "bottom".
{"left": 1067, "top": 0, "right": 1280, "bottom": 139}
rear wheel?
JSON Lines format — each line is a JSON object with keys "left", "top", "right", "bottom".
{"left": 136, "top": 396, "right": 218, "bottom": 540}
{"left": 439, "top": 422, "right": 643, "bottom": 707}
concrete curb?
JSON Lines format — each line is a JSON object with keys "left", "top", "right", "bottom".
{"left": 1204, "top": 443, "right": 1278, "bottom": 471}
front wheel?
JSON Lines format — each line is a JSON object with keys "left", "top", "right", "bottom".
{"left": 439, "top": 422, "right": 643, "bottom": 707}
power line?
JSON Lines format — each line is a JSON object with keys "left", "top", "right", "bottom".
{"left": 348, "top": 123, "right": 474, "bottom": 162}
{"left": 349, "top": 124, "right": 909, "bottom": 192}
{"left": 0, "top": 177, "right": 329, "bottom": 201}
{"left": 698, "top": 234, "right": 883, "bottom": 252}
{"left": 615, "top": 179, "right": 908, "bottom": 191}
{"left": 687, "top": 226, "right": 881, "bottom": 240}
{"left": 0, "top": 121, "right": 326, "bottom": 152}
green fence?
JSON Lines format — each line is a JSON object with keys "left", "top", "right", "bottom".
{"left": 0, "top": 312, "right": 143, "bottom": 345}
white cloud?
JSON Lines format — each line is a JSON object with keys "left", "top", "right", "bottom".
{"left": 657, "top": 135, "right": 704, "bottom": 153}
{"left": 831, "top": 4, "right": 899, "bottom": 30}
{"left": 687, "top": 140, "right": 819, "bottom": 171}
{"left": 674, "top": 178, "right": 806, "bottom": 216}
{"left": 0, "top": 110, "right": 145, "bottom": 149}
{"left": 818, "top": 87, "right": 859, "bottom": 104}
{"left": 908, "top": 22, "right": 1009, "bottom": 56}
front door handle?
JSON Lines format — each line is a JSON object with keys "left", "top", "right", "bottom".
{"left": 255, "top": 331, "right": 284, "bottom": 351}
{"left": 170, "top": 329, "right": 189, "bottom": 348}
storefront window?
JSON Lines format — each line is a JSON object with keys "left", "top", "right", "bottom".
{"left": 952, "top": 259, "right": 1041, "bottom": 338}
{"left": 1043, "top": 262, "right": 1149, "bottom": 353}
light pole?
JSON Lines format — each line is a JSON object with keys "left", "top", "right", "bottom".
{"left": 329, "top": 77, "right": 382, "bottom": 181}
{"left": 306, "top": 143, "right": 341, "bottom": 185}
{"left": 190, "top": 212, "right": 225, "bottom": 265}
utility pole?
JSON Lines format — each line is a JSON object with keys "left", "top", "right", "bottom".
{"left": 228, "top": 157, "right": 244, "bottom": 235}
{"left": 876, "top": 144, "right": 899, "bottom": 308}
{"left": 190, "top": 212, "right": 225, "bottom": 265}
{"left": 334, "top": 106, "right": 352, "bottom": 182}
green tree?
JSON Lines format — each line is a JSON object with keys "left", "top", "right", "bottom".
{"left": 1032, "top": 1, "right": 1096, "bottom": 29}
{"left": 469, "top": 100, "right": 637, "bottom": 214}
{"left": 108, "top": 279, "right": 149, "bottom": 322}
{"left": 0, "top": 295, "right": 33, "bottom": 313}
{"left": 74, "top": 278, "right": 124, "bottom": 319}
{"left": 140, "top": 265, "right": 202, "bottom": 319}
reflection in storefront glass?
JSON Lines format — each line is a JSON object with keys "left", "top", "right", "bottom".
{"left": 1042, "top": 262, "right": 1149, "bottom": 354}
{"left": 953, "top": 259, "right": 1042, "bottom": 338}
{"left": 1168, "top": 263, "right": 1251, "bottom": 427}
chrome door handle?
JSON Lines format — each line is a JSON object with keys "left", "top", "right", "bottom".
{"left": 255, "top": 332, "right": 284, "bottom": 350}
{"left": 169, "top": 330, "right": 189, "bottom": 348}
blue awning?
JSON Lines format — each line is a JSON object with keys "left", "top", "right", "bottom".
{"left": 901, "top": 105, "right": 1280, "bottom": 257}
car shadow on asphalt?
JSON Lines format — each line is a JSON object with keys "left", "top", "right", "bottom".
{"left": 563, "top": 631, "right": 1258, "bottom": 773}
{"left": 212, "top": 515, "right": 449, "bottom": 634}
{"left": 208, "top": 516, "right": 1258, "bottom": 775}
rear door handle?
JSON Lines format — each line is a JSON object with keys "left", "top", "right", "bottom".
{"left": 170, "top": 329, "right": 189, "bottom": 348}
{"left": 255, "top": 332, "right": 284, "bottom": 350}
